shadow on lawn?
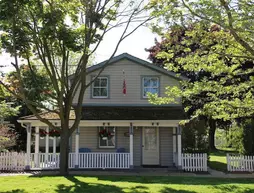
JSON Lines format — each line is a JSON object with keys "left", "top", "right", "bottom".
{"left": 3, "top": 190, "right": 27, "bottom": 193}
{"left": 26, "top": 175, "right": 254, "bottom": 193}
{"left": 95, "top": 175, "right": 254, "bottom": 185}
{"left": 160, "top": 187, "right": 196, "bottom": 193}
{"left": 56, "top": 176, "right": 197, "bottom": 193}
{"left": 56, "top": 176, "right": 151, "bottom": 193}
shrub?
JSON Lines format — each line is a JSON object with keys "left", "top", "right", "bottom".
{"left": 182, "top": 118, "right": 209, "bottom": 153}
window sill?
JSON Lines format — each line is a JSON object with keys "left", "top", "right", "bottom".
{"left": 92, "top": 97, "right": 109, "bottom": 99}
{"left": 98, "top": 147, "right": 116, "bottom": 149}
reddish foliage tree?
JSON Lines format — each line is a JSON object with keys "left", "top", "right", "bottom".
{"left": 0, "top": 124, "right": 16, "bottom": 151}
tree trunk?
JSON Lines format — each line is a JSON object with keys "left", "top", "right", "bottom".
{"left": 59, "top": 128, "right": 69, "bottom": 176}
{"left": 208, "top": 119, "right": 217, "bottom": 151}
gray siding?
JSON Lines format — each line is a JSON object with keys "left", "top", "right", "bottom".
{"left": 160, "top": 127, "right": 173, "bottom": 166}
{"left": 71, "top": 126, "right": 173, "bottom": 167}
{"left": 73, "top": 59, "right": 181, "bottom": 105}
{"left": 72, "top": 127, "right": 129, "bottom": 153}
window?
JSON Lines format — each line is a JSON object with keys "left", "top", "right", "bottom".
{"left": 92, "top": 77, "right": 108, "bottom": 98}
{"left": 142, "top": 77, "right": 159, "bottom": 98}
{"left": 99, "top": 127, "right": 116, "bottom": 148}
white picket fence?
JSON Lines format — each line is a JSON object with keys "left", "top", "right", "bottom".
{"left": 227, "top": 154, "right": 254, "bottom": 172}
{"left": 0, "top": 152, "right": 26, "bottom": 171}
{"left": 181, "top": 153, "right": 207, "bottom": 172}
{"left": 30, "top": 153, "right": 60, "bottom": 169}
{"left": 69, "top": 153, "right": 130, "bottom": 169}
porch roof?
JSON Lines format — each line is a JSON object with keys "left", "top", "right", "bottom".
{"left": 19, "top": 106, "right": 185, "bottom": 121}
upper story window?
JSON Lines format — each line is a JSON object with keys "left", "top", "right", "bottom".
{"left": 92, "top": 77, "right": 108, "bottom": 98}
{"left": 142, "top": 77, "right": 159, "bottom": 98}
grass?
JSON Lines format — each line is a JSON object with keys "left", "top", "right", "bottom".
{"left": 209, "top": 147, "right": 237, "bottom": 172}
{"left": 1, "top": 175, "right": 254, "bottom": 193}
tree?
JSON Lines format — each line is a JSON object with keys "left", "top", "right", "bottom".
{"left": 149, "top": 0, "right": 254, "bottom": 58}
{"left": 0, "top": 0, "right": 152, "bottom": 175}
{"left": 0, "top": 86, "right": 19, "bottom": 152}
{"left": 146, "top": 24, "right": 245, "bottom": 150}
{"left": 7, "top": 65, "right": 52, "bottom": 151}
{"left": 0, "top": 124, "right": 16, "bottom": 152}
{"left": 147, "top": 1, "right": 254, "bottom": 122}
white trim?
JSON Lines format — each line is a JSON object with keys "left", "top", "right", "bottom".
{"left": 35, "top": 127, "right": 40, "bottom": 167}
{"left": 75, "top": 131, "right": 79, "bottom": 166}
{"left": 142, "top": 126, "right": 160, "bottom": 165}
{"left": 26, "top": 126, "right": 31, "bottom": 168}
{"left": 92, "top": 77, "right": 109, "bottom": 98}
{"left": 142, "top": 76, "right": 159, "bottom": 98}
{"left": 45, "top": 127, "right": 49, "bottom": 154}
{"left": 129, "top": 124, "right": 134, "bottom": 166}
{"left": 19, "top": 120, "right": 182, "bottom": 127}
{"left": 53, "top": 137, "right": 57, "bottom": 154}
{"left": 98, "top": 127, "right": 116, "bottom": 148}
{"left": 45, "top": 127, "right": 49, "bottom": 164}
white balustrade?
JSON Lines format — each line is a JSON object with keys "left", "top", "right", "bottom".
{"left": 69, "top": 153, "right": 130, "bottom": 169}
{"left": 1, "top": 152, "right": 130, "bottom": 170}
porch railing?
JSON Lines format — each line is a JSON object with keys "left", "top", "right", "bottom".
{"left": 29, "top": 153, "right": 130, "bottom": 169}
{"left": 69, "top": 153, "right": 130, "bottom": 169}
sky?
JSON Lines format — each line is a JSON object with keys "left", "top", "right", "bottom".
{"left": 0, "top": 22, "right": 159, "bottom": 73}
{"left": 92, "top": 25, "right": 159, "bottom": 64}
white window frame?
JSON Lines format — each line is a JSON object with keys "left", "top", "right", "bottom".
{"left": 92, "top": 77, "right": 109, "bottom": 98}
{"left": 98, "top": 127, "right": 116, "bottom": 148}
{"left": 142, "top": 76, "right": 159, "bottom": 98}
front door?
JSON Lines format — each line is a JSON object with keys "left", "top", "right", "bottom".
{"left": 142, "top": 127, "right": 159, "bottom": 165}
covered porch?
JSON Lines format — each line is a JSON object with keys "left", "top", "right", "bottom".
{"left": 19, "top": 120, "right": 182, "bottom": 170}
{"left": 18, "top": 107, "right": 184, "bottom": 170}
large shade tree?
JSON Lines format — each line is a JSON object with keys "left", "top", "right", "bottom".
{"left": 147, "top": 0, "right": 254, "bottom": 122}
{"left": 0, "top": 0, "right": 152, "bottom": 175}
{"left": 146, "top": 24, "right": 237, "bottom": 150}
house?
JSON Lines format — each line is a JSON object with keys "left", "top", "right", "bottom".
{"left": 18, "top": 53, "right": 186, "bottom": 170}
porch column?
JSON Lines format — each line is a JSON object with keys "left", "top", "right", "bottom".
{"left": 75, "top": 128, "right": 80, "bottom": 168}
{"left": 53, "top": 136, "right": 57, "bottom": 154}
{"left": 129, "top": 123, "right": 134, "bottom": 168}
{"left": 172, "top": 127, "right": 177, "bottom": 166}
{"left": 177, "top": 126, "right": 182, "bottom": 169}
{"left": 45, "top": 127, "right": 49, "bottom": 163}
{"left": 25, "top": 124, "right": 31, "bottom": 170}
{"left": 35, "top": 126, "right": 40, "bottom": 167}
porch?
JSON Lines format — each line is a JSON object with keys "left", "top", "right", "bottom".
{"left": 21, "top": 120, "right": 183, "bottom": 170}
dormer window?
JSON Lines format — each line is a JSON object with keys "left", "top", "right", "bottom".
{"left": 142, "top": 77, "right": 159, "bottom": 98}
{"left": 92, "top": 77, "right": 109, "bottom": 98}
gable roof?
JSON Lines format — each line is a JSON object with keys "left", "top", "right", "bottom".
{"left": 70, "top": 53, "right": 188, "bottom": 81}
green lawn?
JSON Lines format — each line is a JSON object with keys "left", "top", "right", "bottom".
{"left": 1, "top": 175, "right": 254, "bottom": 193}
{"left": 209, "top": 148, "right": 237, "bottom": 172}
